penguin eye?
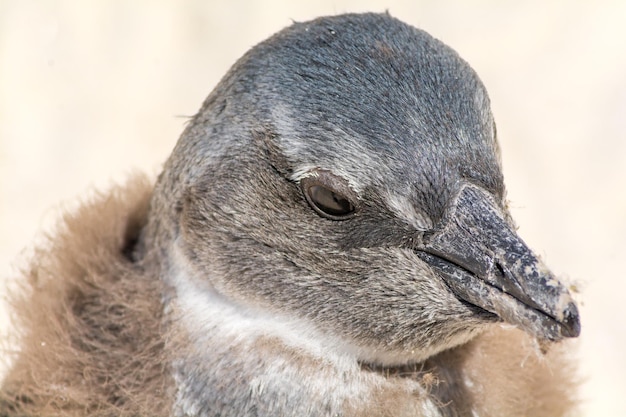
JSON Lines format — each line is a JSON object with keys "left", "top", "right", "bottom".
{"left": 307, "top": 185, "right": 354, "bottom": 217}
{"left": 302, "top": 176, "right": 356, "bottom": 220}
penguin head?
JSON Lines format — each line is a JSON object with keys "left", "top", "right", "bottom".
{"left": 148, "top": 13, "right": 579, "bottom": 365}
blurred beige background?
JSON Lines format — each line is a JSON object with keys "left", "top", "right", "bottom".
{"left": 1, "top": 1, "right": 624, "bottom": 416}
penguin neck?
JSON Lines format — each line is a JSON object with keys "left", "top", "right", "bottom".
{"left": 163, "top": 242, "right": 447, "bottom": 417}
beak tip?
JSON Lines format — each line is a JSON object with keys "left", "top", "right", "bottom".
{"left": 560, "top": 301, "right": 581, "bottom": 338}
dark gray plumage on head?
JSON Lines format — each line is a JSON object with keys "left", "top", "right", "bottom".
{"left": 140, "top": 12, "right": 580, "bottom": 415}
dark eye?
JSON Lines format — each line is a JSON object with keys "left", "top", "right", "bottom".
{"left": 304, "top": 183, "right": 355, "bottom": 220}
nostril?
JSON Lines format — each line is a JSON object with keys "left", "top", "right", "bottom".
{"left": 492, "top": 259, "right": 525, "bottom": 296}
{"left": 494, "top": 261, "right": 506, "bottom": 278}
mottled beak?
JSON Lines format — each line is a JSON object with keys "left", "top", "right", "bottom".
{"left": 418, "top": 185, "right": 580, "bottom": 341}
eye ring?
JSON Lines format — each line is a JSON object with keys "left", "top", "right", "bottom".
{"left": 301, "top": 174, "right": 357, "bottom": 220}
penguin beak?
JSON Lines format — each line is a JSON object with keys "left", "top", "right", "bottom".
{"left": 417, "top": 185, "right": 580, "bottom": 341}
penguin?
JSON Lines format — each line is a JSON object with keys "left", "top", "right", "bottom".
{"left": 0, "top": 12, "right": 580, "bottom": 417}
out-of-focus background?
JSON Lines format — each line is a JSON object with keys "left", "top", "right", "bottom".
{"left": 0, "top": 1, "right": 624, "bottom": 415}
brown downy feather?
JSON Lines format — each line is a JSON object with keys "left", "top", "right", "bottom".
{"left": 428, "top": 327, "right": 580, "bottom": 417}
{"left": 0, "top": 175, "right": 172, "bottom": 417}
{"left": 340, "top": 327, "right": 579, "bottom": 417}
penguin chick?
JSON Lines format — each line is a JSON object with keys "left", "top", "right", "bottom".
{"left": 1, "top": 12, "right": 580, "bottom": 417}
